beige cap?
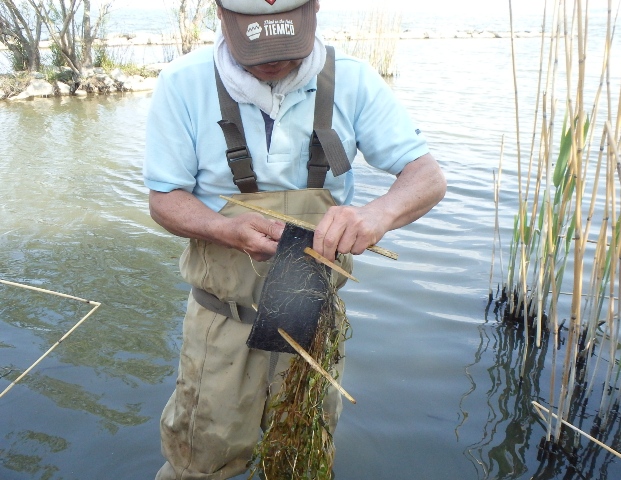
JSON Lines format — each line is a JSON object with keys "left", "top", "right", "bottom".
{"left": 216, "top": 0, "right": 317, "bottom": 66}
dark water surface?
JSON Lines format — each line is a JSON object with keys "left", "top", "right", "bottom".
{"left": 2, "top": 32, "right": 621, "bottom": 480}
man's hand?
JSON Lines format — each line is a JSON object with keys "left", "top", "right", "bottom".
{"left": 149, "top": 190, "right": 284, "bottom": 261}
{"left": 223, "top": 213, "right": 285, "bottom": 261}
{"left": 312, "top": 153, "right": 446, "bottom": 261}
{"left": 313, "top": 205, "right": 387, "bottom": 262}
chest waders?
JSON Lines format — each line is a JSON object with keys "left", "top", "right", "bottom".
{"left": 181, "top": 46, "right": 352, "bottom": 321}
{"left": 156, "top": 47, "right": 353, "bottom": 480}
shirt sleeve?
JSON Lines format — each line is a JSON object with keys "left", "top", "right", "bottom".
{"left": 143, "top": 68, "right": 200, "bottom": 194}
{"left": 350, "top": 59, "right": 429, "bottom": 175}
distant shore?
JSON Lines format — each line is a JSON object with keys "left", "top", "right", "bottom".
{"left": 0, "top": 28, "right": 543, "bottom": 101}
{"left": 0, "top": 28, "right": 542, "bottom": 54}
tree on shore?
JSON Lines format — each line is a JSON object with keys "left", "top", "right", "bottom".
{"left": 29, "top": 0, "right": 113, "bottom": 73}
{"left": 175, "top": 0, "right": 215, "bottom": 55}
{"left": 81, "top": 0, "right": 112, "bottom": 68}
{"left": 0, "top": 0, "right": 43, "bottom": 72}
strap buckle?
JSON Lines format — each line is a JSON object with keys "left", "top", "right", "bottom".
{"left": 307, "top": 132, "right": 330, "bottom": 173}
{"left": 226, "top": 146, "right": 257, "bottom": 186}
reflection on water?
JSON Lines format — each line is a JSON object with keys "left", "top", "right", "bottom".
{"left": 457, "top": 299, "right": 621, "bottom": 479}
{"left": 2, "top": 32, "right": 621, "bottom": 479}
{"left": 1, "top": 93, "right": 189, "bottom": 479}
{"left": 459, "top": 307, "right": 551, "bottom": 479}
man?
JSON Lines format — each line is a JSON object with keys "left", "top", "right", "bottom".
{"left": 144, "top": 0, "right": 446, "bottom": 478}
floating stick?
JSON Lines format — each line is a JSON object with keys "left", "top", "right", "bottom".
{"left": 0, "top": 279, "right": 99, "bottom": 305}
{"left": 532, "top": 401, "right": 621, "bottom": 460}
{"left": 0, "top": 279, "right": 101, "bottom": 399}
{"left": 220, "top": 195, "right": 398, "bottom": 260}
{"left": 303, "top": 247, "right": 359, "bottom": 283}
{"left": 278, "top": 328, "right": 356, "bottom": 404}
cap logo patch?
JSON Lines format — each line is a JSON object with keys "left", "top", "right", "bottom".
{"left": 264, "top": 19, "right": 295, "bottom": 37}
{"left": 246, "top": 19, "right": 295, "bottom": 41}
{"left": 246, "top": 22, "right": 263, "bottom": 40}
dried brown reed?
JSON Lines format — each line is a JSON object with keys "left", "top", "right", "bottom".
{"left": 339, "top": 8, "right": 402, "bottom": 77}
{"left": 494, "top": 0, "right": 621, "bottom": 457}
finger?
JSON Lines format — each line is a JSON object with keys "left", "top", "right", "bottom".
{"left": 349, "top": 235, "right": 371, "bottom": 256}
{"left": 250, "top": 239, "right": 279, "bottom": 261}
{"left": 313, "top": 212, "right": 337, "bottom": 260}
{"left": 336, "top": 230, "right": 358, "bottom": 256}
{"left": 243, "top": 231, "right": 279, "bottom": 261}
{"left": 345, "top": 221, "right": 382, "bottom": 256}
{"left": 320, "top": 223, "right": 348, "bottom": 262}
{"left": 234, "top": 214, "right": 281, "bottom": 261}
{"left": 267, "top": 220, "right": 285, "bottom": 242}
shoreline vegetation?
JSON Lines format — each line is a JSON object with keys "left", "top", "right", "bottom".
{"left": 0, "top": 27, "right": 541, "bottom": 102}
{"left": 491, "top": 0, "right": 621, "bottom": 466}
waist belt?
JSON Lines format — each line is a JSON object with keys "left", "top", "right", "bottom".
{"left": 191, "top": 287, "right": 256, "bottom": 325}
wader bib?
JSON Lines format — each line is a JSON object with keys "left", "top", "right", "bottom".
{"left": 156, "top": 47, "right": 352, "bottom": 480}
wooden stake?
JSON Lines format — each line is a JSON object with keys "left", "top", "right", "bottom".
{"left": 532, "top": 401, "right": 621, "bottom": 459}
{"left": 220, "top": 195, "right": 398, "bottom": 260}
{"left": 0, "top": 280, "right": 101, "bottom": 399}
{"left": 278, "top": 328, "right": 356, "bottom": 404}
{"left": 303, "top": 247, "right": 359, "bottom": 283}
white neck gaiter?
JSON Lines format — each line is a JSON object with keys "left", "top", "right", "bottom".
{"left": 213, "top": 25, "right": 327, "bottom": 120}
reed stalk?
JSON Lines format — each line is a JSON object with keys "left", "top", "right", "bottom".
{"left": 533, "top": 401, "right": 621, "bottom": 459}
{"left": 339, "top": 9, "right": 402, "bottom": 77}
{"left": 498, "top": 0, "right": 621, "bottom": 454}
{"left": 489, "top": 138, "right": 505, "bottom": 302}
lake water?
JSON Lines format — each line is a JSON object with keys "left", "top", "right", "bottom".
{"left": 2, "top": 7, "right": 621, "bottom": 480}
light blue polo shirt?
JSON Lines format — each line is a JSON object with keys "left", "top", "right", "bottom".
{"left": 143, "top": 46, "right": 429, "bottom": 212}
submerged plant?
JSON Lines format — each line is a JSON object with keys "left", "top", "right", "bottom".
{"left": 250, "top": 286, "right": 350, "bottom": 479}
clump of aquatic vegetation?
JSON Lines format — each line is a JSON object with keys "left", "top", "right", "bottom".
{"left": 338, "top": 8, "right": 403, "bottom": 77}
{"left": 250, "top": 280, "right": 351, "bottom": 479}
{"left": 490, "top": 0, "right": 621, "bottom": 466}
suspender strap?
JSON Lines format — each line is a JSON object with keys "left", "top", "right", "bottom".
{"left": 215, "top": 68, "right": 259, "bottom": 193}
{"left": 307, "top": 45, "right": 352, "bottom": 189}
{"left": 215, "top": 46, "right": 351, "bottom": 193}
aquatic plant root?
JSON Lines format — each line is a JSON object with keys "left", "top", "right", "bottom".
{"left": 250, "top": 287, "right": 350, "bottom": 480}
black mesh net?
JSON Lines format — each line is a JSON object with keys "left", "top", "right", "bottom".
{"left": 246, "top": 223, "right": 330, "bottom": 353}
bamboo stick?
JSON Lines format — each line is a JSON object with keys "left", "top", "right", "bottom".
{"left": 0, "top": 280, "right": 101, "bottom": 399}
{"left": 303, "top": 247, "right": 359, "bottom": 283}
{"left": 278, "top": 328, "right": 356, "bottom": 404}
{"left": 220, "top": 195, "right": 399, "bottom": 260}
{"left": 532, "top": 401, "right": 621, "bottom": 459}
{"left": 0, "top": 279, "right": 99, "bottom": 305}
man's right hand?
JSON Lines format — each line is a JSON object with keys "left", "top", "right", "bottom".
{"left": 149, "top": 190, "right": 284, "bottom": 262}
{"left": 222, "top": 213, "right": 284, "bottom": 262}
